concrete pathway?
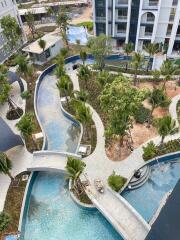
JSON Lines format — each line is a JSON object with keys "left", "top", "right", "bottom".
{"left": 87, "top": 187, "right": 150, "bottom": 240}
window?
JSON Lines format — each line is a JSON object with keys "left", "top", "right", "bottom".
{"left": 118, "top": 9, "right": 127, "bottom": 19}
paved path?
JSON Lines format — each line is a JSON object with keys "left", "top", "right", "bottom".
{"left": 0, "top": 79, "right": 33, "bottom": 211}
{"left": 87, "top": 186, "right": 150, "bottom": 240}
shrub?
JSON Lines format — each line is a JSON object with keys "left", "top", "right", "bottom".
{"left": 21, "top": 91, "right": 31, "bottom": 100}
{"left": 77, "top": 21, "right": 93, "bottom": 31}
{"left": 134, "top": 105, "right": 150, "bottom": 124}
{"left": 0, "top": 212, "right": 11, "bottom": 233}
{"left": 108, "top": 171, "right": 126, "bottom": 192}
{"left": 143, "top": 141, "right": 157, "bottom": 161}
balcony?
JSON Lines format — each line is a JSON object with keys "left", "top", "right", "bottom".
{"left": 116, "top": 0, "right": 128, "bottom": 7}
{"left": 115, "top": 30, "right": 126, "bottom": 37}
{"left": 142, "top": 1, "right": 159, "bottom": 10}
{"left": 116, "top": 15, "right": 128, "bottom": 22}
{"left": 96, "top": 16, "right": 106, "bottom": 22}
{"left": 175, "top": 34, "right": 180, "bottom": 40}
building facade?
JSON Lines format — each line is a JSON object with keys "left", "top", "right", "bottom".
{"left": 0, "top": 0, "right": 25, "bottom": 63}
{"left": 93, "top": 0, "right": 180, "bottom": 57}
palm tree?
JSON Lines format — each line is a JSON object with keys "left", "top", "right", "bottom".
{"left": 80, "top": 50, "right": 87, "bottom": 65}
{"left": 72, "top": 100, "right": 92, "bottom": 139}
{"left": 144, "top": 43, "right": 159, "bottom": 71}
{"left": 16, "top": 112, "right": 35, "bottom": 139}
{"left": 154, "top": 115, "right": 178, "bottom": 143}
{"left": 77, "top": 65, "right": 91, "bottom": 89}
{"left": 56, "top": 7, "right": 70, "bottom": 47}
{"left": 131, "top": 52, "right": 144, "bottom": 86}
{"left": 38, "top": 38, "right": 46, "bottom": 53}
{"left": 96, "top": 70, "right": 111, "bottom": 87}
{"left": 73, "top": 90, "right": 88, "bottom": 102}
{"left": 0, "top": 152, "right": 13, "bottom": 181}
{"left": 66, "top": 156, "right": 86, "bottom": 193}
{"left": 122, "top": 42, "right": 134, "bottom": 70}
{"left": 15, "top": 54, "right": 29, "bottom": 78}
{"left": 160, "top": 59, "right": 176, "bottom": 89}
{"left": 56, "top": 74, "right": 73, "bottom": 107}
{"left": 54, "top": 64, "right": 65, "bottom": 78}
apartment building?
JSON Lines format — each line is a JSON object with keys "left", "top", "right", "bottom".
{"left": 93, "top": 0, "right": 180, "bottom": 57}
{"left": 0, "top": 0, "right": 25, "bottom": 63}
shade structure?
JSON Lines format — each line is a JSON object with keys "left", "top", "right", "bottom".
{"left": 0, "top": 117, "right": 24, "bottom": 152}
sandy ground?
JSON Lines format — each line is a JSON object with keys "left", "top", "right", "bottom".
{"left": 70, "top": 6, "right": 93, "bottom": 24}
{"left": 106, "top": 80, "right": 180, "bottom": 161}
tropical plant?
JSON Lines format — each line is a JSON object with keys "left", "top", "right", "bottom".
{"left": 160, "top": 59, "right": 176, "bottom": 89}
{"left": 131, "top": 52, "right": 144, "bottom": 85}
{"left": 80, "top": 50, "right": 87, "bottom": 65}
{"left": 0, "top": 15, "right": 22, "bottom": 51}
{"left": 25, "top": 11, "right": 36, "bottom": 39}
{"left": 56, "top": 74, "right": 73, "bottom": 107}
{"left": 38, "top": 38, "right": 46, "bottom": 52}
{"left": 56, "top": 7, "right": 70, "bottom": 47}
{"left": 21, "top": 91, "right": 31, "bottom": 100}
{"left": 142, "top": 141, "right": 157, "bottom": 161}
{"left": 96, "top": 70, "right": 111, "bottom": 87}
{"left": 144, "top": 43, "right": 159, "bottom": 71}
{"left": 148, "top": 87, "right": 170, "bottom": 126}
{"left": 87, "top": 34, "right": 112, "bottom": 71}
{"left": 134, "top": 105, "right": 150, "bottom": 124}
{"left": 77, "top": 65, "right": 91, "bottom": 89}
{"left": 16, "top": 112, "right": 35, "bottom": 138}
{"left": 74, "top": 90, "right": 88, "bottom": 102}
{"left": 66, "top": 156, "right": 86, "bottom": 195}
{"left": 0, "top": 152, "right": 13, "bottom": 181}
{"left": 152, "top": 70, "right": 161, "bottom": 83}
{"left": 108, "top": 171, "right": 126, "bottom": 192}
{"left": 122, "top": 42, "right": 134, "bottom": 70}
{"left": 15, "top": 54, "right": 29, "bottom": 77}
{"left": 60, "top": 47, "right": 68, "bottom": 58}
{"left": 0, "top": 212, "right": 11, "bottom": 233}
{"left": 154, "top": 115, "right": 178, "bottom": 143}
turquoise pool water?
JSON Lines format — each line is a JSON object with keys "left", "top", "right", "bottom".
{"left": 36, "top": 72, "right": 80, "bottom": 153}
{"left": 123, "top": 160, "right": 180, "bottom": 222}
{"left": 22, "top": 172, "right": 122, "bottom": 240}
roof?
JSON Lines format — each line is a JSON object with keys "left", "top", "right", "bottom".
{"left": 146, "top": 179, "right": 180, "bottom": 240}
{"left": 0, "top": 117, "right": 24, "bottom": 152}
{"left": 22, "top": 34, "right": 61, "bottom": 54}
{"left": 19, "top": 7, "right": 47, "bottom": 15}
{"left": 32, "top": 0, "right": 88, "bottom": 7}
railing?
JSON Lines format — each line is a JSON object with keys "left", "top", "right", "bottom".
{"left": 142, "top": 1, "right": 158, "bottom": 10}
{"left": 96, "top": 16, "right": 106, "bottom": 21}
{"left": 117, "top": 16, "right": 128, "bottom": 20}
{"left": 116, "top": 0, "right": 128, "bottom": 5}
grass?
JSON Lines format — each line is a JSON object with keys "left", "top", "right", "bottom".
{"left": 2, "top": 173, "right": 29, "bottom": 237}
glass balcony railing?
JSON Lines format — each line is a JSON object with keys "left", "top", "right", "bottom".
{"left": 116, "top": 0, "right": 128, "bottom": 6}
{"left": 96, "top": 16, "right": 106, "bottom": 21}
{"left": 142, "top": 1, "right": 159, "bottom": 10}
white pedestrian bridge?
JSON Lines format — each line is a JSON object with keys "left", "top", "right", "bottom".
{"left": 28, "top": 151, "right": 151, "bottom": 240}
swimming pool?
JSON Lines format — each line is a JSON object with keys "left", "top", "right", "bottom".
{"left": 123, "top": 160, "right": 180, "bottom": 222}
{"left": 67, "top": 26, "right": 89, "bottom": 45}
{"left": 21, "top": 57, "right": 123, "bottom": 240}
{"left": 21, "top": 172, "right": 121, "bottom": 240}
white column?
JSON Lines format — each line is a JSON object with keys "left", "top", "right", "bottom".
{"left": 112, "top": 0, "right": 116, "bottom": 37}
{"left": 135, "top": 0, "right": 143, "bottom": 51}
{"left": 106, "top": 0, "right": 109, "bottom": 36}
{"left": 126, "top": 0, "right": 132, "bottom": 43}
{"left": 92, "top": 0, "right": 96, "bottom": 36}
{"left": 167, "top": 2, "right": 180, "bottom": 57}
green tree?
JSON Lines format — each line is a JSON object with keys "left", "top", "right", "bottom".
{"left": 154, "top": 115, "right": 178, "bottom": 143}
{"left": 0, "top": 152, "right": 13, "bottom": 181}
{"left": 131, "top": 52, "right": 144, "bottom": 85}
{"left": 144, "top": 43, "right": 159, "bottom": 71}
{"left": 148, "top": 87, "right": 170, "bottom": 126}
{"left": 16, "top": 112, "right": 35, "bottom": 138}
{"left": 25, "top": 11, "right": 36, "bottom": 39}
{"left": 0, "top": 15, "right": 22, "bottom": 51}
{"left": 122, "top": 42, "right": 134, "bottom": 70}
{"left": 66, "top": 156, "right": 86, "bottom": 194}
{"left": 160, "top": 59, "right": 176, "bottom": 89}
{"left": 60, "top": 47, "right": 68, "bottom": 58}
{"left": 56, "top": 7, "right": 70, "bottom": 47}
{"left": 80, "top": 50, "right": 87, "bottom": 65}
{"left": 38, "top": 38, "right": 46, "bottom": 52}
{"left": 100, "top": 76, "right": 146, "bottom": 144}
{"left": 0, "top": 212, "right": 11, "bottom": 234}
{"left": 108, "top": 171, "right": 126, "bottom": 192}
{"left": 152, "top": 70, "right": 161, "bottom": 83}
{"left": 88, "top": 34, "right": 112, "bottom": 71}
{"left": 96, "top": 70, "right": 111, "bottom": 87}
{"left": 15, "top": 54, "right": 29, "bottom": 77}
{"left": 77, "top": 65, "right": 91, "bottom": 89}
{"left": 56, "top": 74, "right": 73, "bottom": 107}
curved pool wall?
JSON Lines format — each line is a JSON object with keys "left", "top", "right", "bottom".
{"left": 122, "top": 151, "right": 180, "bottom": 223}
{"left": 20, "top": 55, "right": 123, "bottom": 240}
